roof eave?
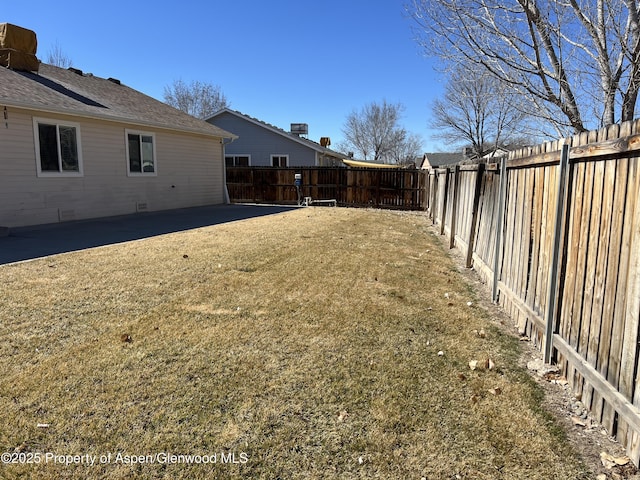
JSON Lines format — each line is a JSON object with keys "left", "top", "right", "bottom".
{"left": 2, "top": 99, "right": 238, "bottom": 139}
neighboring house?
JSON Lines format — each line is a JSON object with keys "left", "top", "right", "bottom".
{"left": 206, "top": 108, "right": 346, "bottom": 167}
{"left": 480, "top": 147, "right": 510, "bottom": 161}
{"left": 419, "top": 152, "right": 465, "bottom": 169}
{"left": 0, "top": 24, "right": 235, "bottom": 228}
{"left": 420, "top": 147, "right": 510, "bottom": 170}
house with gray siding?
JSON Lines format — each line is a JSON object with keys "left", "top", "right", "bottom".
{"left": 0, "top": 24, "right": 235, "bottom": 228}
{"left": 206, "top": 109, "right": 346, "bottom": 167}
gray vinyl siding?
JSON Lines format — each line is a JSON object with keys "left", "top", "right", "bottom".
{"left": 0, "top": 108, "right": 224, "bottom": 228}
{"left": 210, "top": 112, "right": 318, "bottom": 166}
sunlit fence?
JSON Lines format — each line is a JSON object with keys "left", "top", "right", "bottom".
{"left": 427, "top": 119, "right": 640, "bottom": 465}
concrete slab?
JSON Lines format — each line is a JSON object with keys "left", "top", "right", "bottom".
{"left": 0, "top": 204, "right": 297, "bottom": 265}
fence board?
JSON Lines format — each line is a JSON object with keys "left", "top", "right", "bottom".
{"left": 540, "top": 163, "right": 556, "bottom": 345}
{"left": 465, "top": 165, "right": 485, "bottom": 268}
{"left": 592, "top": 125, "right": 621, "bottom": 427}
{"left": 622, "top": 156, "right": 640, "bottom": 461}
{"left": 601, "top": 151, "right": 628, "bottom": 433}
{"left": 570, "top": 132, "right": 594, "bottom": 396}
{"left": 528, "top": 166, "right": 544, "bottom": 323}
{"left": 500, "top": 166, "right": 516, "bottom": 316}
{"left": 472, "top": 169, "right": 499, "bottom": 286}
{"left": 560, "top": 141, "right": 586, "bottom": 394}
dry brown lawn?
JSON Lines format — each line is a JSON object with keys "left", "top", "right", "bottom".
{"left": 0, "top": 207, "right": 589, "bottom": 479}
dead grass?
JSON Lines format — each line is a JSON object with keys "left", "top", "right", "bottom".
{"left": 0, "top": 208, "right": 590, "bottom": 479}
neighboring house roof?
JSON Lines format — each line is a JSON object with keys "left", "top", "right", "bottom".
{"left": 207, "top": 108, "right": 346, "bottom": 158}
{"left": 0, "top": 63, "right": 236, "bottom": 139}
{"left": 342, "top": 159, "right": 404, "bottom": 169}
{"left": 420, "top": 152, "right": 465, "bottom": 169}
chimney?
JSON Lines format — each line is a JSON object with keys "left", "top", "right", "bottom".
{"left": 0, "top": 23, "right": 39, "bottom": 72}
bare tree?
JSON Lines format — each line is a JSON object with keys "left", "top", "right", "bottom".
{"left": 163, "top": 79, "right": 229, "bottom": 119}
{"left": 389, "top": 130, "right": 423, "bottom": 165}
{"left": 46, "top": 41, "right": 73, "bottom": 68}
{"left": 341, "top": 100, "right": 421, "bottom": 164}
{"left": 431, "top": 64, "right": 532, "bottom": 157}
{"left": 408, "top": 0, "right": 640, "bottom": 135}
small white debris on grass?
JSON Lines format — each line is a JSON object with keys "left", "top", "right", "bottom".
{"left": 467, "top": 301, "right": 473, "bottom": 307}
{"left": 37, "top": 423, "right": 50, "bottom": 429}
{"left": 444, "top": 293, "right": 450, "bottom": 299}
{"left": 437, "top": 351, "right": 444, "bottom": 356}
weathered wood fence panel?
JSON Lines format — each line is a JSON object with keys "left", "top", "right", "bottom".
{"left": 226, "top": 167, "right": 427, "bottom": 210}
{"left": 427, "top": 118, "right": 640, "bottom": 465}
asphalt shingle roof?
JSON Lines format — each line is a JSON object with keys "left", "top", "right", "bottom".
{"left": 0, "top": 63, "right": 235, "bottom": 138}
{"left": 422, "top": 152, "right": 465, "bottom": 168}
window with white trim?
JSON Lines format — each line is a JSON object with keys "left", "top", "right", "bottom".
{"left": 126, "top": 130, "right": 156, "bottom": 175}
{"left": 33, "top": 118, "right": 83, "bottom": 176}
{"left": 225, "top": 155, "right": 250, "bottom": 167}
{"left": 271, "top": 154, "right": 288, "bottom": 167}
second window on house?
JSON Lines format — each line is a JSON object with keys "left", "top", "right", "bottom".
{"left": 225, "top": 155, "right": 250, "bottom": 167}
{"left": 126, "top": 130, "right": 156, "bottom": 175}
{"left": 271, "top": 155, "right": 288, "bottom": 167}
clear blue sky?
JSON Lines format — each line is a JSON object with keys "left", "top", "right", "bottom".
{"left": 4, "top": 1, "right": 446, "bottom": 152}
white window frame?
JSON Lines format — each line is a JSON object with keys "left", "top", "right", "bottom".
{"left": 33, "top": 117, "right": 84, "bottom": 177}
{"left": 271, "top": 154, "right": 289, "bottom": 167}
{"left": 225, "top": 154, "right": 252, "bottom": 167}
{"left": 125, "top": 129, "right": 157, "bottom": 177}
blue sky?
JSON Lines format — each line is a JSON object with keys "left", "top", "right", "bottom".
{"left": 4, "top": 1, "right": 445, "bottom": 152}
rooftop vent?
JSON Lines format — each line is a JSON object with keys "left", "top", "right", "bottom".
{"left": 290, "top": 123, "right": 308, "bottom": 137}
{"left": 0, "top": 23, "right": 39, "bottom": 72}
{"left": 107, "top": 77, "right": 121, "bottom": 85}
{"left": 68, "top": 67, "right": 83, "bottom": 76}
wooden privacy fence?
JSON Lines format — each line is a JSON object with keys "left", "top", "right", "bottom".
{"left": 226, "top": 167, "right": 428, "bottom": 210}
{"left": 428, "top": 118, "right": 640, "bottom": 465}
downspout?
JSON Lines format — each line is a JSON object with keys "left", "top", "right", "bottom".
{"left": 221, "top": 136, "right": 236, "bottom": 204}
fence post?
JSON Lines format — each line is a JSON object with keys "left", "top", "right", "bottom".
{"left": 449, "top": 165, "right": 460, "bottom": 249}
{"left": 431, "top": 171, "right": 438, "bottom": 224}
{"left": 492, "top": 158, "right": 508, "bottom": 302}
{"left": 422, "top": 171, "right": 429, "bottom": 211}
{"left": 466, "top": 163, "right": 485, "bottom": 268}
{"left": 543, "top": 143, "right": 571, "bottom": 363}
{"left": 440, "top": 168, "right": 450, "bottom": 236}
{"left": 251, "top": 168, "right": 256, "bottom": 203}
